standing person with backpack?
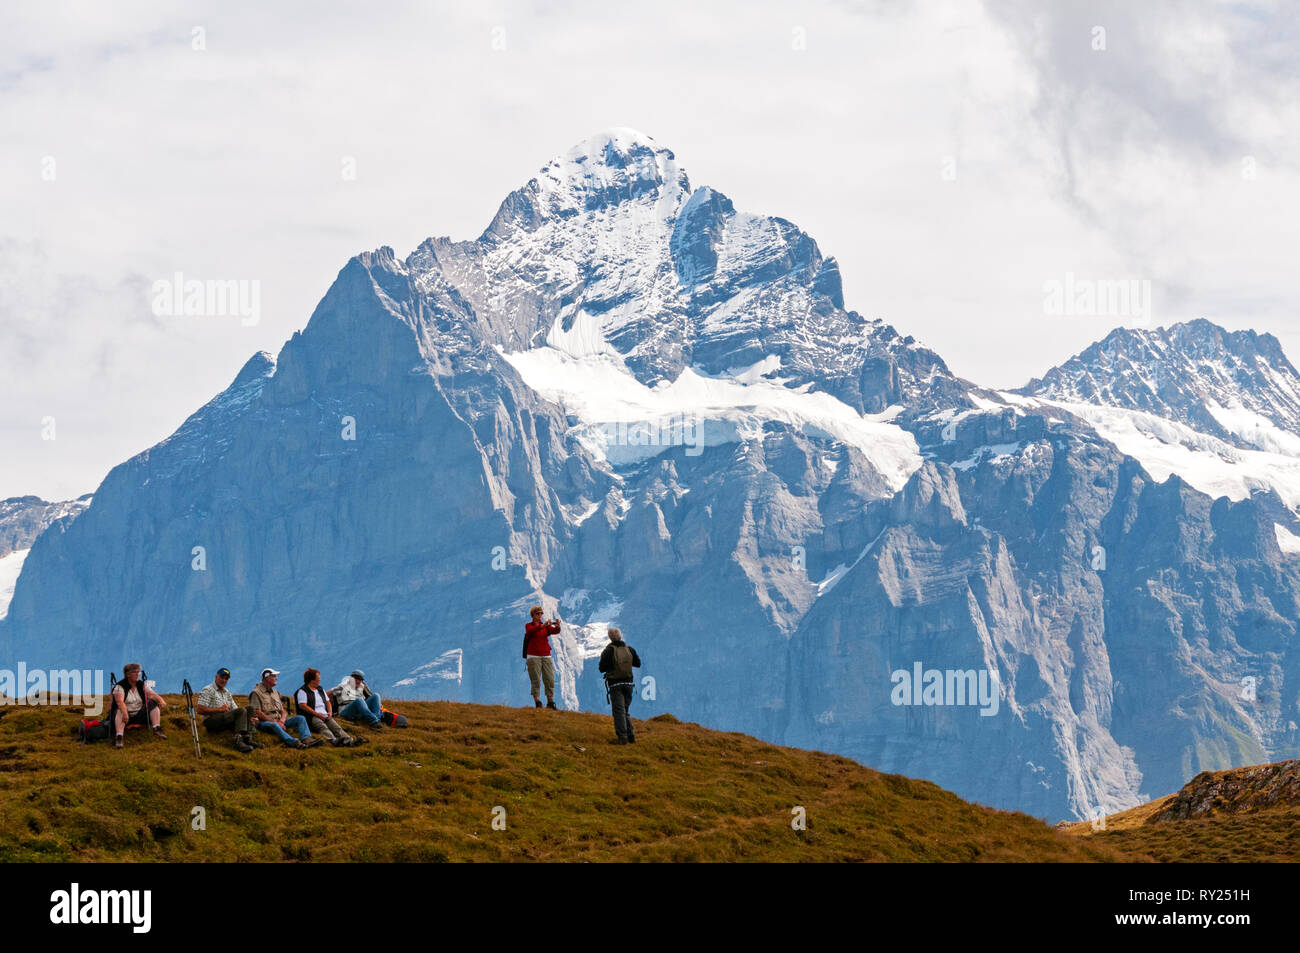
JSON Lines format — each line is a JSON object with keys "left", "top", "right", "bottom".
{"left": 523, "top": 605, "right": 562, "bottom": 709}
{"left": 110, "top": 663, "right": 167, "bottom": 749}
{"left": 598, "top": 627, "right": 641, "bottom": 744}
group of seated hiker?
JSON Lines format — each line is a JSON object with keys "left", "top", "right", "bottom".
{"left": 190, "top": 665, "right": 387, "bottom": 753}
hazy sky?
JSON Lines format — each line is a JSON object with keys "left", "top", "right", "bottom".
{"left": 3, "top": 0, "right": 1298, "bottom": 500}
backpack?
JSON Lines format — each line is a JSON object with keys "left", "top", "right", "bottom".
{"left": 380, "top": 708, "right": 407, "bottom": 728}
{"left": 76, "top": 719, "right": 112, "bottom": 743}
{"left": 609, "top": 643, "right": 635, "bottom": 681}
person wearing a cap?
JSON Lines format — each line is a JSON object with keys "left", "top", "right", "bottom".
{"left": 335, "top": 669, "right": 384, "bottom": 727}
{"left": 248, "top": 668, "right": 319, "bottom": 748}
{"left": 195, "top": 667, "right": 260, "bottom": 753}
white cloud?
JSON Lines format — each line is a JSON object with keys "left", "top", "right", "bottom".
{"left": 1, "top": 0, "right": 1296, "bottom": 498}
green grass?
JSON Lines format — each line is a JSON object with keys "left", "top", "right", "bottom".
{"left": 0, "top": 699, "right": 1140, "bottom": 862}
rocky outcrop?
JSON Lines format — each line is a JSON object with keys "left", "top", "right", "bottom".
{"left": 1147, "top": 760, "right": 1300, "bottom": 822}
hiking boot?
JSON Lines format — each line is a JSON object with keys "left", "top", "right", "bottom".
{"left": 627, "top": 736, "right": 636, "bottom": 744}
{"left": 245, "top": 733, "right": 264, "bottom": 748}
{"left": 546, "top": 699, "right": 557, "bottom": 710}
{"left": 152, "top": 726, "right": 167, "bottom": 739}
{"left": 301, "top": 736, "right": 322, "bottom": 748}
{"left": 114, "top": 735, "right": 124, "bottom": 749}
{"left": 352, "top": 734, "right": 369, "bottom": 746}
{"left": 534, "top": 698, "right": 543, "bottom": 709}
{"left": 610, "top": 737, "right": 628, "bottom": 745}
{"left": 234, "top": 736, "right": 254, "bottom": 753}
{"left": 290, "top": 739, "right": 308, "bottom": 749}
{"left": 369, "top": 721, "right": 385, "bottom": 730}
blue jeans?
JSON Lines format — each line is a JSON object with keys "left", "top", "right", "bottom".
{"left": 258, "top": 715, "right": 311, "bottom": 745}
{"left": 340, "top": 694, "right": 382, "bottom": 724}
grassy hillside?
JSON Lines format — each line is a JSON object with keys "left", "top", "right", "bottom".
{"left": 1060, "top": 760, "right": 1300, "bottom": 862}
{"left": 0, "top": 697, "right": 1137, "bottom": 862}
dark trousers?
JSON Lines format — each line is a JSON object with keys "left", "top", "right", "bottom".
{"left": 203, "top": 707, "right": 253, "bottom": 734}
{"left": 609, "top": 684, "right": 635, "bottom": 741}
{"left": 122, "top": 699, "right": 159, "bottom": 728}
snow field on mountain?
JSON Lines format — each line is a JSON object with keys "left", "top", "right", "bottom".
{"left": 1206, "top": 399, "right": 1300, "bottom": 456}
{"left": 1004, "top": 393, "right": 1300, "bottom": 511}
{"left": 0, "top": 549, "right": 30, "bottom": 620}
{"left": 1275, "top": 524, "right": 1300, "bottom": 555}
{"left": 394, "top": 648, "right": 464, "bottom": 688}
{"left": 500, "top": 340, "right": 921, "bottom": 490}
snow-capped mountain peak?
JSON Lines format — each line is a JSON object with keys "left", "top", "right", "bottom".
{"left": 408, "top": 131, "right": 970, "bottom": 417}
{"left": 543, "top": 126, "right": 682, "bottom": 192}
{"left": 1019, "top": 318, "right": 1300, "bottom": 449}
{"left": 1007, "top": 318, "right": 1300, "bottom": 514}
{"left": 484, "top": 127, "right": 690, "bottom": 239}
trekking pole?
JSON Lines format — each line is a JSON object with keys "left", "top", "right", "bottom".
{"left": 142, "top": 669, "right": 153, "bottom": 742}
{"left": 182, "top": 679, "right": 202, "bottom": 759}
{"left": 108, "top": 674, "right": 118, "bottom": 739}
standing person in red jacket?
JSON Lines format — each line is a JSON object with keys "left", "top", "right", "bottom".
{"left": 523, "top": 605, "right": 562, "bottom": 709}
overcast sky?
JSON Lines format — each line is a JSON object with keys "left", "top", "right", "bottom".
{"left": 2, "top": 0, "right": 1298, "bottom": 500}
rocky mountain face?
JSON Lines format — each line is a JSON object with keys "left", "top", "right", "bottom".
{"left": 0, "top": 495, "right": 90, "bottom": 560}
{"left": 4, "top": 129, "right": 1300, "bottom": 821}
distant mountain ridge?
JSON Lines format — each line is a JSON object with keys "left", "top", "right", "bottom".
{"left": 0, "top": 496, "right": 91, "bottom": 622}
{"left": 0, "top": 495, "right": 91, "bottom": 560}
{"left": 1018, "top": 318, "right": 1300, "bottom": 452}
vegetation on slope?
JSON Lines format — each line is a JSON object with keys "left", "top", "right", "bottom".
{"left": 0, "top": 698, "right": 1135, "bottom": 862}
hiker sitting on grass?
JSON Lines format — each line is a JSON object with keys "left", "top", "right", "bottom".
{"left": 296, "top": 669, "right": 357, "bottom": 747}
{"left": 249, "top": 669, "right": 319, "bottom": 749}
{"left": 195, "top": 666, "right": 259, "bottom": 753}
{"left": 335, "top": 670, "right": 384, "bottom": 728}
{"left": 111, "top": 663, "right": 167, "bottom": 749}
{"left": 598, "top": 628, "right": 641, "bottom": 745}
{"left": 523, "top": 605, "right": 562, "bottom": 710}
